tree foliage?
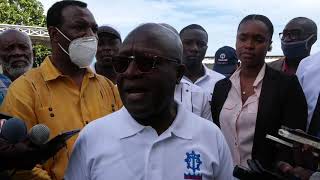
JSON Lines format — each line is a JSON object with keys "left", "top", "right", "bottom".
{"left": 0, "top": 0, "right": 46, "bottom": 26}
{"left": 0, "top": 0, "right": 51, "bottom": 66}
{"left": 33, "top": 44, "right": 51, "bottom": 67}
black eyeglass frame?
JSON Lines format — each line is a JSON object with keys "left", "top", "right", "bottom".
{"left": 279, "top": 30, "right": 315, "bottom": 41}
{"left": 112, "top": 54, "right": 180, "bottom": 73}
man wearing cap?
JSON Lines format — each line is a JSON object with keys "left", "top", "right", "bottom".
{"left": 180, "top": 24, "right": 224, "bottom": 96}
{"left": 213, "top": 46, "right": 239, "bottom": 78}
{"left": 65, "top": 23, "right": 233, "bottom": 180}
{"left": 91, "top": 25, "right": 122, "bottom": 84}
{"left": 269, "top": 17, "right": 317, "bottom": 75}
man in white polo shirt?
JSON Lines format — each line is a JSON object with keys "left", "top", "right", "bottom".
{"left": 65, "top": 23, "right": 233, "bottom": 180}
{"left": 180, "top": 24, "right": 225, "bottom": 96}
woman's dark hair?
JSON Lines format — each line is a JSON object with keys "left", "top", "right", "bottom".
{"left": 238, "top": 14, "right": 274, "bottom": 40}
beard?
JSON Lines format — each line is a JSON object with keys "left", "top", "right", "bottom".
{"left": 2, "top": 61, "right": 33, "bottom": 80}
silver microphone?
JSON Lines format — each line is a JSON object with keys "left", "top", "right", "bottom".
{"left": 28, "top": 124, "right": 50, "bottom": 145}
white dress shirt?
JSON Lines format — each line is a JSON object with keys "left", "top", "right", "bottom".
{"left": 175, "top": 79, "right": 212, "bottom": 121}
{"left": 65, "top": 105, "right": 234, "bottom": 180}
{"left": 183, "top": 65, "right": 225, "bottom": 96}
{"left": 220, "top": 64, "right": 265, "bottom": 168}
{"left": 296, "top": 51, "right": 320, "bottom": 130}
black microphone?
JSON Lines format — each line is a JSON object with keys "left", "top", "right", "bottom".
{"left": 0, "top": 121, "right": 50, "bottom": 172}
{"left": 0, "top": 117, "right": 50, "bottom": 146}
{"left": 0, "top": 118, "right": 27, "bottom": 144}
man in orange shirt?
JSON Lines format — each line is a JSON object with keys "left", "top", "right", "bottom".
{"left": 0, "top": 1, "right": 122, "bottom": 179}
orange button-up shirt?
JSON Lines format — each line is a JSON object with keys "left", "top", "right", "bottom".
{"left": 219, "top": 64, "right": 265, "bottom": 168}
{"left": 0, "top": 56, "right": 122, "bottom": 180}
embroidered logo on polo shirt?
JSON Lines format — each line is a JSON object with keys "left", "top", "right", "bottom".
{"left": 184, "top": 150, "right": 202, "bottom": 180}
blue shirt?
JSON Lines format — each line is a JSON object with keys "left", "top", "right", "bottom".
{"left": 0, "top": 74, "right": 11, "bottom": 105}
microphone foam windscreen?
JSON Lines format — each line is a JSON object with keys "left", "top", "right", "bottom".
{"left": 29, "top": 124, "right": 50, "bottom": 145}
{"left": 0, "top": 117, "right": 27, "bottom": 144}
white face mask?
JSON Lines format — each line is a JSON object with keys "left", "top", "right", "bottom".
{"left": 56, "top": 28, "right": 97, "bottom": 68}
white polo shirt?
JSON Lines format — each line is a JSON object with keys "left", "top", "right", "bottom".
{"left": 175, "top": 79, "right": 212, "bottom": 121}
{"left": 183, "top": 65, "right": 225, "bottom": 96}
{"left": 65, "top": 105, "right": 234, "bottom": 180}
{"left": 296, "top": 51, "right": 320, "bottom": 130}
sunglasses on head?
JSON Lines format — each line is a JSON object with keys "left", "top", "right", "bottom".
{"left": 112, "top": 54, "right": 179, "bottom": 73}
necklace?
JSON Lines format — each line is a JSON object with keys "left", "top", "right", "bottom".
{"left": 242, "top": 91, "right": 246, "bottom": 95}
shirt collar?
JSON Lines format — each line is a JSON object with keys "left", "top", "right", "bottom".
{"left": 117, "top": 107, "right": 147, "bottom": 139}
{"left": 230, "top": 63, "right": 266, "bottom": 88}
{"left": 168, "top": 103, "right": 193, "bottom": 140}
{"left": 253, "top": 63, "right": 266, "bottom": 87}
{"left": 118, "top": 104, "right": 193, "bottom": 140}
{"left": 182, "top": 65, "right": 210, "bottom": 84}
{"left": 40, "top": 56, "right": 96, "bottom": 82}
{"left": 197, "top": 65, "right": 211, "bottom": 82}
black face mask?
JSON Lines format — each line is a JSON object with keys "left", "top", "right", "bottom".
{"left": 281, "top": 34, "right": 314, "bottom": 60}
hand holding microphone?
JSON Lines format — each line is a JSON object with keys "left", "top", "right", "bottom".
{"left": 0, "top": 117, "right": 79, "bottom": 171}
{"left": 0, "top": 118, "right": 52, "bottom": 170}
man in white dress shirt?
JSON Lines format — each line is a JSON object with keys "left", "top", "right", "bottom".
{"left": 65, "top": 23, "right": 233, "bottom": 180}
{"left": 175, "top": 78, "right": 212, "bottom": 120}
{"left": 296, "top": 51, "right": 320, "bottom": 136}
{"left": 180, "top": 24, "right": 225, "bottom": 96}
{"left": 277, "top": 52, "right": 320, "bottom": 180}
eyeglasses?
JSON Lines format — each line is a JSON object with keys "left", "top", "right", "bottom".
{"left": 279, "top": 30, "right": 314, "bottom": 41}
{"left": 112, "top": 54, "right": 179, "bottom": 73}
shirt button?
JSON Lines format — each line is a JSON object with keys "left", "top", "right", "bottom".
{"left": 48, "top": 107, "right": 53, "bottom": 111}
{"left": 50, "top": 113, "right": 54, "bottom": 117}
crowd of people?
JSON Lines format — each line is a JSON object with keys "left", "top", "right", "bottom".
{"left": 0, "top": 0, "right": 319, "bottom": 180}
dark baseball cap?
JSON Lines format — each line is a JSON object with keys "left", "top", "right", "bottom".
{"left": 213, "top": 46, "right": 238, "bottom": 76}
{"left": 97, "top": 25, "right": 121, "bottom": 41}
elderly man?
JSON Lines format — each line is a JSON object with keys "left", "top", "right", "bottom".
{"left": 0, "top": 1, "right": 122, "bottom": 179}
{"left": 269, "top": 17, "right": 317, "bottom": 75}
{"left": 91, "top": 25, "right": 122, "bottom": 84}
{"left": 65, "top": 23, "right": 233, "bottom": 180}
{"left": 0, "top": 29, "right": 33, "bottom": 104}
{"left": 180, "top": 24, "right": 224, "bottom": 96}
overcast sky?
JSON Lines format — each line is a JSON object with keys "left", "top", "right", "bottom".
{"left": 39, "top": 0, "right": 320, "bottom": 56}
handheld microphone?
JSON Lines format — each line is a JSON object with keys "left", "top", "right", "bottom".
{"left": 0, "top": 118, "right": 27, "bottom": 144}
{"left": 0, "top": 117, "right": 50, "bottom": 145}
{"left": 28, "top": 124, "right": 50, "bottom": 145}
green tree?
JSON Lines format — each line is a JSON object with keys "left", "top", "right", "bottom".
{"left": 33, "top": 44, "right": 51, "bottom": 67}
{"left": 0, "top": 0, "right": 51, "bottom": 66}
